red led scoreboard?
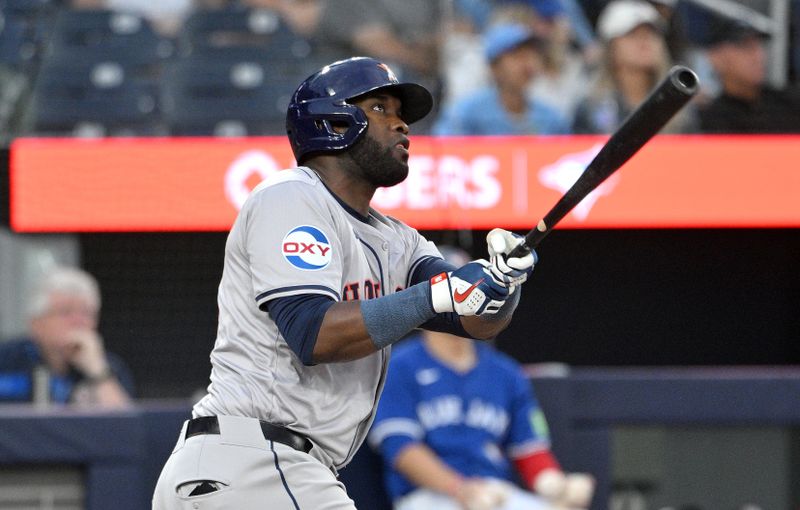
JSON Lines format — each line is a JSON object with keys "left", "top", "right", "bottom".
{"left": 10, "top": 135, "right": 800, "bottom": 232}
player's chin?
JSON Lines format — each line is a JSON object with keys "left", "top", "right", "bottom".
{"left": 393, "top": 145, "right": 410, "bottom": 164}
{"left": 375, "top": 163, "right": 408, "bottom": 188}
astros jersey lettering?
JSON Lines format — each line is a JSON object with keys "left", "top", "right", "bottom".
{"left": 193, "top": 166, "right": 441, "bottom": 470}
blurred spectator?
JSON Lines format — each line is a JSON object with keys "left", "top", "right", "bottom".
{"left": 443, "top": 1, "right": 598, "bottom": 115}
{"left": 313, "top": 0, "right": 443, "bottom": 94}
{"left": 698, "top": 17, "right": 800, "bottom": 133}
{"left": 368, "top": 327, "right": 595, "bottom": 510}
{"left": 518, "top": 7, "right": 594, "bottom": 121}
{"left": 571, "top": 0, "right": 696, "bottom": 134}
{"left": 433, "top": 21, "right": 569, "bottom": 136}
{"left": 0, "top": 267, "right": 133, "bottom": 407}
{"left": 453, "top": 0, "right": 598, "bottom": 54}
{"left": 646, "top": 0, "right": 689, "bottom": 62}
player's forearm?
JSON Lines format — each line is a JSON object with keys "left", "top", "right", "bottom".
{"left": 313, "top": 280, "right": 519, "bottom": 362}
{"left": 394, "top": 443, "right": 465, "bottom": 498}
{"left": 313, "top": 301, "right": 378, "bottom": 363}
{"left": 313, "top": 283, "right": 437, "bottom": 363}
{"left": 460, "top": 287, "right": 520, "bottom": 339}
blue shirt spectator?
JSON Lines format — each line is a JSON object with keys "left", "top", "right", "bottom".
{"left": 433, "top": 22, "right": 570, "bottom": 136}
{"left": 0, "top": 267, "right": 134, "bottom": 407}
{"left": 369, "top": 331, "right": 595, "bottom": 510}
{"left": 433, "top": 88, "right": 568, "bottom": 135}
{"left": 0, "top": 337, "right": 134, "bottom": 404}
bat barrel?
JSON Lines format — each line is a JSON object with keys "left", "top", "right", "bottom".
{"left": 671, "top": 66, "right": 699, "bottom": 95}
{"left": 508, "top": 65, "right": 699, "bottom": 260}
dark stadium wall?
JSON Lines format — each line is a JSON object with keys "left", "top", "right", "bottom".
{"left": 74, "top": 228, "right": 800, "bottom": 399}
{"left": 79, "top": 232, "right": 227, "bottom": 399}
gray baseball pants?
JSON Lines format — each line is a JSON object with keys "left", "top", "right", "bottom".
{"left": 152, "top": 415, "right": 357, "bottom": 510}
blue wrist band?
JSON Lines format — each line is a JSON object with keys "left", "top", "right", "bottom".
{"left": 360, "top": 282, "right": 436, "bottom": 349}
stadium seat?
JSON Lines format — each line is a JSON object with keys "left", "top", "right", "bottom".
{"left": 42, "top": 8, "right": 174, "bottom": 75}
{"left": 28, "top": 60, "right": 164, "bottom": 136}
{"left": 0, "top": 2, "right": 53, "bottom": 72}
{"left": 0, "top": 0, "right": 54, "bottom": 16}
{"left": 161, "top": 56, "right": 298, "bottom": 136}
{"left": 0, "top": 12, "right": 32, "bottom": 68}
{"left": 177, "top": 7, "right": 311, "bottom": 64}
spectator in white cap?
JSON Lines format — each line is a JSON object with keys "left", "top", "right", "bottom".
{"left": 433, "top": 21, "right": 570, "bottom": 136}
{"left": 571, "top": 0, "right": 696, "bottom": 134}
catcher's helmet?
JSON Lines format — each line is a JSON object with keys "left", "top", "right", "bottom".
{"left": 286, "top": 57, "right": 433, "bottom": 163}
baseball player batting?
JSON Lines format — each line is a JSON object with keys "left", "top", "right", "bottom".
{"left": 152, "top": 56, "right": 535, "bottom": 510}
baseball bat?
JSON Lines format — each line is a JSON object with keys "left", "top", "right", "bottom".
{"left": 509, "top": 65, "right": 699, "bottom": 259}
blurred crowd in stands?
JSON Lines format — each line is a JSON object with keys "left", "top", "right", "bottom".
{"left": 0, "top": 0, "right": 799, "bottom": 143}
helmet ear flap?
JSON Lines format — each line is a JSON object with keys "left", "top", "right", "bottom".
{"left": 287, "top": 99, "right": 369, "bottom": 163}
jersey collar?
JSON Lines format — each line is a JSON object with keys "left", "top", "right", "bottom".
{"left": 304, "top": 167, "right": 371, "bottom": 224}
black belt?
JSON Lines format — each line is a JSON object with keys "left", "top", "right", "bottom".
{"left": 186, "top": 416, "right": 312, "bottom": 453}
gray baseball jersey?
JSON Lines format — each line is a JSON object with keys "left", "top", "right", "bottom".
{"left": 193, "top": 166, "right": 441, "bottom": 470}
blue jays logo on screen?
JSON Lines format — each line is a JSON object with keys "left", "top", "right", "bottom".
{"left": 282, "top": 225, "right": 332, "bottom": 270}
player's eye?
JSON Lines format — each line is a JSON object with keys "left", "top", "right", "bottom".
{"left": 371, "top": 103, "right": 386, "bottom": 113}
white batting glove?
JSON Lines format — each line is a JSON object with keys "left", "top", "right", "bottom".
{"left": 534, "top": 468, "right": 595, "bottom": 510}
{"left": 430, "top": 260, "right": 509, "bottom": 316}
{"left": 486, "top": 228, "right": 537, "bottom": 287}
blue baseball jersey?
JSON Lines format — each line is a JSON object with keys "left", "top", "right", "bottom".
{"left": 368, "top": 336, "right": 552, "bottom": 501}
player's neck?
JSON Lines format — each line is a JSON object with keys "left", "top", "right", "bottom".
{"left": 306, "top": 160, "right": 375, "bottom": 217}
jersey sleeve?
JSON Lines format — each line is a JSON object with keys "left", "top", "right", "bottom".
{"left": 267, "top": 294, "right": 335, "bottom": 365}
{"left": 367, "top": 356, "right": 424, "bottom": 466}
{"left": 505, "top": 364, "right": 552, "bottom": 460}
{"left": 409, "top": 256, "right": 455, "bottom": 285}
{"left": 242, "top": 180, "right": 344, "bottom": 309}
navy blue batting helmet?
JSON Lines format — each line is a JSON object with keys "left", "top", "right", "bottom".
{"left": 286, "top": 57, "right": 433, "bottom": 163}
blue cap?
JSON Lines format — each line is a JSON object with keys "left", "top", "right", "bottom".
{"left": 484, "top": 23, "right": 543, "bottom": 62}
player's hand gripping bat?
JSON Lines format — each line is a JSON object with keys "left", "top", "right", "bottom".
{"left": 508, "top": 65, "right": 699, "bottom": 259}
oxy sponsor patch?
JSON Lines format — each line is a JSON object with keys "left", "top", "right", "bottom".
{"left": 282, "top": 225, "right": 332, "bottom": 270}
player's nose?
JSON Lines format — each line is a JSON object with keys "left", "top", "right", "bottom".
{"left": 392, "top": 116, "right": 409, "bottom": 134}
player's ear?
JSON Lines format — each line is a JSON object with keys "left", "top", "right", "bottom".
{"left": 329, "top": 120, "right": 349, "bottom": 134}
